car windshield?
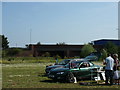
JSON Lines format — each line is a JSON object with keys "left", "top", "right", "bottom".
{"left": 65, "top": 61, "right": 82, "bottom": 68}
{"left": 58, "top": 59, "right": 71, "bottom": 65}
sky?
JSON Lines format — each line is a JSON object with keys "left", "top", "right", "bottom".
{"left": 0, "top": 2, "right": 2, "bottom": 35}
{"left": 2, "top": 2, "right": 118, "bottom": 47}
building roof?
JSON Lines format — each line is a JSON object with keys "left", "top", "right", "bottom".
{"left": 92, "top": 39, "right": 120, "bottom": 46}
{"left": 93, "top": 39, "right": 120, "bottom": 42}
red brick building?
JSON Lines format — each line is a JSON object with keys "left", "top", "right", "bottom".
{"left": 28, "top": 44, "right": 103, "bottom": 58}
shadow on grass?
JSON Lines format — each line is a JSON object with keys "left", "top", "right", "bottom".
{"left": 38, "top": 74, "right": 47, "bottom": 77}
{"left": 40, "top": 79, "right": 66, "bottom": 83}
{"left": 38, "top": 73, "right": 47, "bottom": 77}
{"left": 79, "top": 82, "right": 120, "bottom": 86}
{"left": 37, "top": 73, "right": 66, "bottom": 83}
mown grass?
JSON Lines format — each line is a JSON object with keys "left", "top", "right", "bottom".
{"left": 1, "top": 57, "right": 64, "bottom": 64}
{"left": 2, "top": 62, "right": 120, "bottom": 89}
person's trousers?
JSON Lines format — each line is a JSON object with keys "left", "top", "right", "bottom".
{"left": 105, "top": 70, "right": 114, "bottom": 85}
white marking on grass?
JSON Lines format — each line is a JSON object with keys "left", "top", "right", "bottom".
{"left": 9, "top": 75, "right": 30, "bottom": 77}
{"left": 8, "top": 80, "right": 12, "bottom": 82}
{"left": 2, "top": 63, "right": 54, "bottom": 67}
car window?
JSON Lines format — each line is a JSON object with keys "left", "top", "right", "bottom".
{"left": 65, "top": 61, "right": 81, "bottom": 68}
{"left": 59, "top": 59, "right": 70, "bottom": 65}
{"left": 79, "top": 61, "right": 93, "bottom": 68}
{"left": 79, "top": 62, "right": 87, "bottom": 68}
{"left": 65, "top": 61, "right": 93, "bottom": 68}
{"left": 71, "top": 62, "right": 80, "bottom": 68}
{"left": 89, "top": 62, "right": 94, "bottom": 66}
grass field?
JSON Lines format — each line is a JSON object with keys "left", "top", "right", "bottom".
{"left": 2, "top": 62, "right": 120, "bottom": 89}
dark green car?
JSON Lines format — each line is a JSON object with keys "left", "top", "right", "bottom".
{"left": 48, "top": 60, "right": 103, "bottom": 83}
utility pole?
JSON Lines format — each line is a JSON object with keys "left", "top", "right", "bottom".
{"left": 116, "top": 28, "right": 120, "bottom": 40}
{"left": 118, "top": 28, "right": 120, "bottom": 40}
{"left": 118, "top": 2, "right": 120, "bottom": 40}
{"left": 30, "top": 29, "right": 32, "bottom": 44}
{"left": 16, "top": 43, "right": 17, "bottom": 47}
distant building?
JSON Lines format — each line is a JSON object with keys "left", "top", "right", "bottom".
{"left": 92, "top": 39, "right": 120, "bottom": 46}
{"left": 28, "top": 44, "right": 103, "bottom": 58}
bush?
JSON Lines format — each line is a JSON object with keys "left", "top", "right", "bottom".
{"left": 54, "top": 54, "right": 61, "bottom": 59}
{"left": 105, "top": 42, "right": 118, "bottom": 54}
{"left": 5, "top": 48, "right": 23, "bottom": 56}
{"left": 100, "top": 49, "right": 107, "bottom": 60}
{"left": 80, "top": 44, "right": 96, "bottom": 58}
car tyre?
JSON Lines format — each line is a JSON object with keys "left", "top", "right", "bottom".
{"left": 66, "top": 72, "right": 75, "bottom": 83}
{"left": 52, "top": 78, "right": 57, "bottom": 82}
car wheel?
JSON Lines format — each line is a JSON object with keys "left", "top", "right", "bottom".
{"left": 66, "top": 72, "right": 75, "bottom": 83}
{"left": 52, "top": 78, "right": 57, "bottom": 82}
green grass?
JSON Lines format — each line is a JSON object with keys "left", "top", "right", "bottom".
{"left": 2, "top": 62, "right": 120, "bottom": 88}
{"left": 1, "top": 57, "right": 64, "bottom": 64}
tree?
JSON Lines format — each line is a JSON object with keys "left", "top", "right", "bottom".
{"left": 44, "top": 52, "right": 50, "bottom": 57}
{"left": 54, "top": 54, "right": 61, "bottom": 59}
{"left": 0, "top": 35, "right": 9, "bottom": 49}
{"left": 6, "top": 48, "right": 22, "bottom": 56}
{"left": 105, "top": 42, "right": 118, "bottom": 54}
{"left": 101, "top": 49, "right": 107, "bottom": 60}
{"left": 25, "top": 44, "right": 29, "bottom": 49}
{"left": 80, "top": 44, "right": 96, "bottom": 58}
{"left": 37, "top": 42, "right": 41, "bottom": 45}
{"left": 118, "top": 46, "right": 120, "bottom": 58}
{"left": 56, "top": 42, "right": 67, "bottom": 45}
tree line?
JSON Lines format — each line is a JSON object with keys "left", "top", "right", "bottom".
{"left": 1, "top": 35, "right": 120, "bottom": 60}
{"left": 80, "top": 42, "right": 119, "bottom": 60}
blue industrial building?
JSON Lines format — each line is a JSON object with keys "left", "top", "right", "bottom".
{"left": 92, "top": 39, "right": 120, "bottom": 46}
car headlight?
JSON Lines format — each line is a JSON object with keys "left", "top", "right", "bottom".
{"left": 48, "top": 71, "right": 50, "bottom": 75}
{"left": 57, "top": 72, "right": 64, "bottom": 74}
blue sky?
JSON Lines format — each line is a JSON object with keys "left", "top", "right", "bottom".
{"left": 2, "top": 2, "right": 118, "bottom": 47}
{"left": 0, "top": 2, "right": 2, "bottom": 35}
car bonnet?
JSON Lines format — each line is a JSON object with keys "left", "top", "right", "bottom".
{"left": 50, "top": 67, "right": 69, "bottom": 72}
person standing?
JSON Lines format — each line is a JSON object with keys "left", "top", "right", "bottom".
{"left": 103, "top": 54, "right": 114, "bottom": 85}
{"left": 113, "top": 54, "right": 119, "bottom": 71}
{"left": 55, "top": 57, "right": 58, "bottom": 65}
{"left": 113, "top": 54, "right": 119, "bottom": 84}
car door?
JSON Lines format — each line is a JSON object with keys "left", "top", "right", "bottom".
{"left": 73, "top": 62, "right": 90, "bottom": 79}
{"left": 88, "top": 62, "right": 98, "bottom": 77}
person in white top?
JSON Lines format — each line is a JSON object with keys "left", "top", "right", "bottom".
{"left": 103, "top": 54, "right": 114, "bottom": 85}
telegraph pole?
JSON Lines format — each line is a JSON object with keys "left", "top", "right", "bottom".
{"left": 30, "top": 29, "right": 32, "bottom": 44}
{"left": 118, "top": 2, "right": 120, "bottom": 40}
{"left": 118, "top": 28, "right": 120, "bottom": 40}
{"left": 116, "top": 28, "right": 120, "bottom": 40}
